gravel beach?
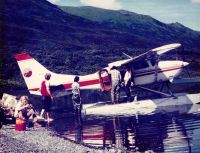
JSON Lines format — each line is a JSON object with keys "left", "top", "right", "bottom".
{"left": 0, "top": 124, "right": 112, "bottom": 153}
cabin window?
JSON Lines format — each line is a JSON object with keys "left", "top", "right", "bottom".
{"left": 132, "top": 60, "right": 149, "bottom": 70}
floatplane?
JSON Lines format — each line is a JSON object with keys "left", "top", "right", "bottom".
{"left": 15, "top": 43, "right": 200, "bottom": 115}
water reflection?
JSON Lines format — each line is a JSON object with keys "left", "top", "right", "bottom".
{"left": 163, "top": 117, "right": 191, "bottom": 153}
{"left": 52, "top": 104, "right": 200, "bottom": 152}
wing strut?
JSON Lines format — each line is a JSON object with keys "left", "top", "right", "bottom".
{"left": 137, "top": 86, "right": 173, "bottom": 97}
{"left": 136, "top": 81, "right": 175, "bottom": 98}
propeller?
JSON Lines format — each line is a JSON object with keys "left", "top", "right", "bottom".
{"left": 180, "top": 45, "right": 191, "bottom": 78}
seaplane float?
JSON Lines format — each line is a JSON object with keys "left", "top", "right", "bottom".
{"left": 15, "top": 43, "right": 200, "bottom": 115}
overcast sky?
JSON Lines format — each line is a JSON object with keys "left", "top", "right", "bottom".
{"left": 47, "top": 0, "right": 200, "bottom": 31}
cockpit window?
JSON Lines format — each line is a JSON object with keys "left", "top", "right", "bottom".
{"left": 132, "top": 60, "right": 149, "bottom": 70}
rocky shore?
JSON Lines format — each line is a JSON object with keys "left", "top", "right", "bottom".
{"left": 0, "top": 124, "right": 110, "bottom": 153}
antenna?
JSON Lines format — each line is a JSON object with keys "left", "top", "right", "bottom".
{"left": 122, "top": 52, "right": 133, "bottom": 59}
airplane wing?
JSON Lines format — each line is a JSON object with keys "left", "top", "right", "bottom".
{"left": 108, "top": 43, "right": 181, "bottom": 67}
{"left": 151, "top": 43, "right": 181, "bottom": 55}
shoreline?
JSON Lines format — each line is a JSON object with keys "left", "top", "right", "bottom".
{"left": 0, "top": 124, "right": 111, "bottom": 153}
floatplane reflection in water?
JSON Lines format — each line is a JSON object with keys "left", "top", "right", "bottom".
{"left": 52, "top": 104, "right": 200, "bottom": 152}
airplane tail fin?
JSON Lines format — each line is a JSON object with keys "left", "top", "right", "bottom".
{"left": 15, "top": 52, "right": 51, "bottom": 95}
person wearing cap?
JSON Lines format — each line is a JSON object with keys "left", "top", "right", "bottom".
{"left": 39, "top": 73, "right": 53, "bottom": 122}
{"left": 110, "top": 66, "right": 121, "bottom": 103}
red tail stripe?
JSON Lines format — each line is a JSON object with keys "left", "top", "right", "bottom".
{"left": 15, "top": 53, "right": 32, "bottom": 61}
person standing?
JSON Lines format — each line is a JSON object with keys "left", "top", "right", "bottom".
{"left": 71, "top": 76, "right": 81, "bottom": 114}
{"left": 110, "top": 66, "right": 121, "bottom": 103}
{"left": 124, "top": 67, "right": 132, "bottom": 102}
{"left": 39, "top": 73, "right": 53, "bottom": 122}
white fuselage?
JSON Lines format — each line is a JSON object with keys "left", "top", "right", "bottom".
{"left": 132, "top": 60, "right": 188, "bottom": 85}
{"left": 79, "top": 60, "right": 188, "bottom": 89}
{"left": 39, "top": 60, "right": 188, "bottom": 95}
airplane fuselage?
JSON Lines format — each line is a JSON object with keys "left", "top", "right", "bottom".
{"left": 25, "top": 59, "right": 187, "bottom": 97}
{"left": 15, "top": 43, "right": 188, "bottom": 97}
{"left": 132, "top": 60, "right": 188, "bottom": 86}
{"left": 48, "top": 60, "right": 187, "bottom": 97}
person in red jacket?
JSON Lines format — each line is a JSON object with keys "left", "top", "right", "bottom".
{"left": 39, "top": 73, "right": 53, "bottom": 122}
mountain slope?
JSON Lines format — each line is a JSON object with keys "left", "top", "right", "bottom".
{"left": 60, "top": 6, "right": 200, "bottom": 51}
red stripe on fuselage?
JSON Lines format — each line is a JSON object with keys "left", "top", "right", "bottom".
{"left": 79, "top": 79, "right": 100, "bottom": 87}
{"left": 15, "top": 53, "right": 32, "bottom": 61}
{"left": 29, "top": 79, "right": 100, "bottom": 91}
{"left": 134, "top": 66, "right": 182, "bottom": 77}
{"left": 63, "top": 79, "right": 99, "bottom": 89}
{"left": 63, "top": 79, "right": 100, "bottom": 89}
{"left": 160, "top": 67, "right": 182, "bottom": 73}
{"left": 29, "top": 88, "right": 40, "bottom": 91}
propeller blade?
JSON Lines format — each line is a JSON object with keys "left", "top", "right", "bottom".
{"left": 180, "top": 44, "right": 191, "bottom": 78}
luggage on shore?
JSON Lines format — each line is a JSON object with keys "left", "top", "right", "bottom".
{"left": 15, "top": 117, "right": 26, "bottom": 131}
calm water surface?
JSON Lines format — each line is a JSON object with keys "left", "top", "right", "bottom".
{"left": 51, "top": 104, "right": 200, "bottom": 152}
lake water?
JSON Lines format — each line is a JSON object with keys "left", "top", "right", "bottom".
{"left": 50, "top": 103, "right": 200, "bottom": 153}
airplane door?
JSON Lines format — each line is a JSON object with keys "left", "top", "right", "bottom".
{"left": 98, "top": 69, "right": 112, "bottom": 91}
